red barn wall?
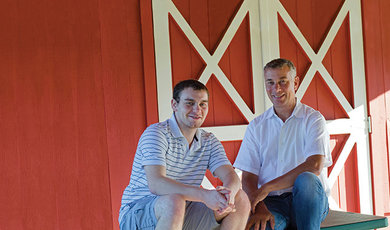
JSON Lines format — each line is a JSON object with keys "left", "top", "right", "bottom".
{"left": 0, "top": 0, "right": 389, "bottom": 229}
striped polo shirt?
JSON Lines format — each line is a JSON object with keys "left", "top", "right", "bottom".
{"left": 119, "top": 115, "right": 231, "bottom": 223}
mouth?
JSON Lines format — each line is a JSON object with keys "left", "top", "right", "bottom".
{"left": 272, "top": 94, "right": 284, "bottom": 99}
{"left": 189, "top": 115, "right": 202, "bottom": 120}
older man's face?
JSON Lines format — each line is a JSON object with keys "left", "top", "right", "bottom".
{"left": 264, "top": 64, "right": 299, "bottom": 109}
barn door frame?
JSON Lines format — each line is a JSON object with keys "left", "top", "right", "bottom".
{"left": 151, "top": 0, "right": 373, "bottom": 214}
{"left": 259, "top": 0, "right": 372, "bottom": 214}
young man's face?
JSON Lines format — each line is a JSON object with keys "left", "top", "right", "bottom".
{"left": 264, "top": 64, "right": 299, "bottom": 109}
{"left": 171, "top": 87, "right": 209, "bottom": 132}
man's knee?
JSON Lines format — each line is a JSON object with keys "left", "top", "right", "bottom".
{"left": 215, "top": 189, "right": 250, "bottom": 223}
{"left": 292, "top": 173, "right": 329, "bottom": 228}
{"left": 293, "top": 172, "right": 325, "bottom": 201}
{"left": 234, "top": 189, "right": 251, "bottom": 212}
{"left": 294, "top": 172, "right": 320, "bottom": 190}
{"left": 155, "top": 194, "right": 186, "bottom": 218}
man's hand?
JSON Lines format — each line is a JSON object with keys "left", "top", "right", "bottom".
{"left": 250, "top": 186, "right": 269, "bottom": 212}
{"left": 213, "top": 165, "right": 241, "bottom": 215}
{"left": 216, "top": 186, "right": 236, "bottom": 214}
{"left": 202, "top": 188, "right": 234, "bottom": 215}
{"left": 245, "top": 202, "right": 275, "bottom": 230}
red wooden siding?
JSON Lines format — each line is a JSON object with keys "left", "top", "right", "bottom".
{"left": 0, "top": 0, "right": 389, "bottom": 229}
{"left": 99, "top": 0, "right": 149, "bottom": 228}
{"left": 0, "top": 0, "right": 114, "bottom": 228}
{"left": 362, "top": 0, "right": 390, "bottom": 219}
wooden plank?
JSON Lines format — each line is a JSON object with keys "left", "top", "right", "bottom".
{"left": 321, "top": 210, "right": 388, "bottom": 230}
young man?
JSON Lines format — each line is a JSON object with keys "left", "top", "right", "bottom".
{"left": 234, "top": 59, "right": 332, "bottom": 230}
{"left": 119, "top": 79, "right": 250, "bottom": 230}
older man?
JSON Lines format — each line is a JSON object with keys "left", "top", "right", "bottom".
{"left": 234, "top": 58, "right": 332, "bottom": 230}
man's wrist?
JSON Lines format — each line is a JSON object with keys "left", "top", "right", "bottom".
{"left": 198, "top": 187, "right": 212, "bottom": 202}
{"left": 224, "top": 185, "right": 238, "bottom": 197}
{"left": 260, "top": 183, "right": 272, "bottom": 195}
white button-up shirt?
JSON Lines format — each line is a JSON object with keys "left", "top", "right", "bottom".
{"left": 234, "top": 101, "right": 332, "bottom": 196}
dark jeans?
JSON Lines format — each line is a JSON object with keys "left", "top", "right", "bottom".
{"left": 261, "top": 172, "right": 329, "bottom": 230}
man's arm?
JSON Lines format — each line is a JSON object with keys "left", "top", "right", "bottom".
{"left": 214, "top": 165, "right": 241, "bottom": 204}
{"left": 144, "top": 165, "right": 230, "bottom": 212}
{"left": 250, "top": 154, "right": 324, "bottom": 210}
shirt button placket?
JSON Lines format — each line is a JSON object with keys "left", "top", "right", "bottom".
{"left": 279, "top": 126, "right": 284, "bottom": 165}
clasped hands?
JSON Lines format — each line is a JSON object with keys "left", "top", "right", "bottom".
{"left": 204, "top": 186, "right": 237, "bottom": 215}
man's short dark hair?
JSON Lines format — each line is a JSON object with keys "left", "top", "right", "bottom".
{"left": 264, "top": 58, "right": 296, "bottom": 76}
{"left": 173, "top": 79, "right": 209, "bottom": 102}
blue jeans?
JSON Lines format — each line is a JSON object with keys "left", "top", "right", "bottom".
{"left": 262, "top": 172, "right": 329, "bottom": 230}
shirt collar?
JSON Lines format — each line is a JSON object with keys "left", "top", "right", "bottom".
{"left": 168, "top": 114, "right": 201, "bottom": 144}
{"left": 169, "top": 114, "right": 183, "bottom": 138}
{"left": 291, "top": 99, "right": 304, "bottom": 118}
{"left": 265, "top": 98, "right": 304, "bottom": 120}
{"left": 264, "top": 107, "right": 276, "bottom": 120}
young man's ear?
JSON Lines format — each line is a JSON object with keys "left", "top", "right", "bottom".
{"left": 171, "top": 98, "right": 178, "bottom": 112}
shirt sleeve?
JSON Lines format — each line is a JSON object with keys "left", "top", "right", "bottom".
{"left": 138, "top": 125, "right": 169, "bottom": 167}
{"left": 207, "top": 133, "right": 231, "bottom": 174}
{"left": 305, "top": 112, "right": 332, "bottom": 168}
{"left": 233, "top": 121, "right": 261, "bottom": 175}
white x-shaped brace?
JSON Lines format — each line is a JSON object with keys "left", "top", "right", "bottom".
{"left": 157, "top": 0, "right": 263, "bottom": 122}
{"left": 274, "top": 0, "right": 357, "bottom": 114}
{"left": 157, "top": 0, "right": 360, "bottom": 120}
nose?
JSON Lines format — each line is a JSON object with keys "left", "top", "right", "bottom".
{"left": 193, "top": 103, "right": 201, "bottom": 112}
{"left": 274, "top": 82, "right": 282, "bottom": 92}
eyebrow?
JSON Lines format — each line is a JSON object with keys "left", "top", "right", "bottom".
{"left": 265, "top": 76, "right": 289, "bottom": 81}
{"left": 183, "top": 98, "right": 209, "bottom": 102}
